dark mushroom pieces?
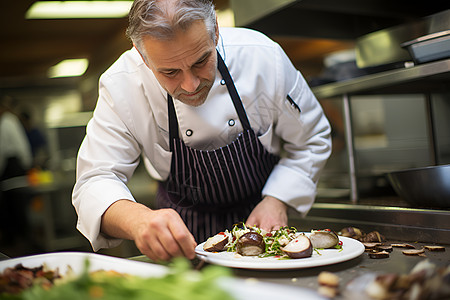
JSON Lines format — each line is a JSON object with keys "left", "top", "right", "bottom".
{"left": 281, "top": 234, "right": 313, "bottom": 259}
{"left": 236, "top": 232, "right": 265, "bottom": 256}
{"left": 309, "top": 230, "right": 340, "bottom": 249}
{"left": 203, "top": 232, "right": 229, "bottom": 252}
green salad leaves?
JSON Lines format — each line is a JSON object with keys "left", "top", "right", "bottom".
{"left": 8, "top": 258, "right": 235, "bottom": 300}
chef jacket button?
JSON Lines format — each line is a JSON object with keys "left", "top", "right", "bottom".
{"left": 186, "top": 129, "right": 193, "bottom": 136}
{"left": 220, "top": 79, "right": 226, "bottom": 85}
{"left": 228, "top": 119, "right": 235, "bottom": 126}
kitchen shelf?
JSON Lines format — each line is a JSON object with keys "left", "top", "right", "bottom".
{"left": 231, "top": 0, "right": 450, "bottom": 40}
{"left": 311, "top": 58, "right": 450, "bottom": 98}
{"left": 311, "top": 58, "right": 450, "bottom": 204}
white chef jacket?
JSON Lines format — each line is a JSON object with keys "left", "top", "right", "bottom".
{"left": 73, "top": 27, "right": 331, "bottom": 251}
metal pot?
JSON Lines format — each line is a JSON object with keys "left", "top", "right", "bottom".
{"left": 387, "top": 164, "right": 450, "bottom": 209}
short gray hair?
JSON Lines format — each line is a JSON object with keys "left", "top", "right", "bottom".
{"left": 126, "top": 0, "right": 216, "bottom": 52}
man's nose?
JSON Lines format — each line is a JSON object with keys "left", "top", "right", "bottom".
{"left": 180, "top": 70, "right": 200, "bottom": 93}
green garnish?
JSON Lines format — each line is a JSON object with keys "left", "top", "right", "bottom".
{"left": 16, "top": 258, "right": 234, "bottom": 300}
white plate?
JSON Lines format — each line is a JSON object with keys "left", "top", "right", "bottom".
{"left": 196, "top": 235, "right": 365, "bottom": 270}
{"left": 0, "top": 252, "right": 325, "bottom": 300}
{"left": 0, "top": 252, "right": 168, "bottom": 277}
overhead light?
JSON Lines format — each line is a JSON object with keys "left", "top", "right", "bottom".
{"left": 48, "top": 59, "right": 89, "bottom": 78}
{"left": 26, "top": 1, "right": 133, "bottom": 19}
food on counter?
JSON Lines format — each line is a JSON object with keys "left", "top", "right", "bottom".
{"left": 203, "top": 224, "right": 342, "bottom": 259}
{"left": 364, "top": 260, "right": 450, "bottom": 300}
{"left": 236, "top": 232, "right": 266, "bottom": 256}
{"left": 391, "top": 243, "right": 416, "bottom": 248}
{"left": 309, "top": 229, "right": 340, "bottom": 249}
{"left": 362, "top": 242, "right": 382, "bottom": 250}
{"left": 281, "top": 234, "right": 313, "bottom": 259}
{"left": 368, "top": 251, "right": 390, "bottom": 259}
{"left": 317, "top": 271, "right": 340, "bottom": 298}
{"left": 361, "top": 231, "right": 385, "bottom": 243}
{"left": 339, "top": 227, "right": 385, "bottom": 243}
{"left": 402, "top": 248, "right": 426, "bottom": 256}
{"left": 424, "top": 245, "right": 445, "bottom": 251}
{"left": 339, "top": 227, "right": 365, "bottom": 240}
{"left": 376, "top": 245, "right": 393, "bottom": 253}
{"left": 366, "top": 242, "right": 446, "bottom": 259}
{"left": 0, "top": 258, "right": 235, "bottom": 300}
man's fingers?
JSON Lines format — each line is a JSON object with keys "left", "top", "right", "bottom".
{"left": 136, "top": 233, "right": 172, "bottom": 261}
{"left": 168, "top": 221, "right": 197, "bottom": 259}
{"left": 135, "top": 209, "right": 197, "bottom": 261}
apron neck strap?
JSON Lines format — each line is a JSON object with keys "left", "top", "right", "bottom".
{"left": 167, "top": 93, "right": 179, "bottom": 152}
{"left": 216, "top": 50, "right": 251, "bottom": 131}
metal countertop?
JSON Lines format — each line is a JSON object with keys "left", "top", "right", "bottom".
{"left": 230, "top": 242, "right": 449, "bottom": 298}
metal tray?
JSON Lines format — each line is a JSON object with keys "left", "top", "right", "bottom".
{"left": 401, "top": 30, "right": 450, "bottom": 63}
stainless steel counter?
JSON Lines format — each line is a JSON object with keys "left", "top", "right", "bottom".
{"left": 130, "top": 241, "right": 449, "bottom": 299}
{"left": 128, "top": 203, "right": 450, "bottom": 297}
{"left": 231, "top": 242, "right": 449, "bottom": 299}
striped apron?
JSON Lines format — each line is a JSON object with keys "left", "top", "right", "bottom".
{"left": 157, "top": 52, "right": 280, "bottom": 242}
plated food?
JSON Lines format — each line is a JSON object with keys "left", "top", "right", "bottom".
{"left": 196, "top": 228, "right": 364, "bottom": 270}
{"left": 202, "top": 224, "right": 343, "bottom": 260}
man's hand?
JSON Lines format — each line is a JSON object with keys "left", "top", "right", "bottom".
{"left": 101, "top": 200, "right": 197, "bottom": 262}
{"left": 245, "top": 196, "right": 288, "bottom": 232}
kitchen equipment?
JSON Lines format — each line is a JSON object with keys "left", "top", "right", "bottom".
{"left": 401, "top": 30, "right": 450, "bottom": 64}
{"left": 387, "top": 164, "right": 450, "bottom": 208}
{"left": 356, "top": 9, "right": 450, "bottom": 68}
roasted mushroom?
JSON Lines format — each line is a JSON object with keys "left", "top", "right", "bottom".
{"left": 362, "top": 231, "right": 385, "bottom": 243}
{"left": 281, "top": 234, "right": 313, "bottom": 259}
{"left": 203, "top": 232, "right": 229, "bottom": 252}
{"left": 309, "top": 229, "right": 340, "bottom": 249}
{"left": 339, "top": 227, "right": 365, "bottom": 240}
{"left": 236, "top": 232, "right": 265, "bottom": 256}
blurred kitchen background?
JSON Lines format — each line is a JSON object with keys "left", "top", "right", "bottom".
{"left": 0, "top": 0, "right": 449, "bottom": 258}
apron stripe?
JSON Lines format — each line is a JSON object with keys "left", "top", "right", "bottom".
{"left": 213, "top": 150, "right": 233, "bottom": 203}
{"left": 207, "top": 151, "right": 225, "bottom": 204}
{"left": 233, "top": 143, "right": 254, "bottom": 195}
{"left": 192, "top": 150, "right": 211, "bottom": 204}
{"left": 200, "top": 152, "right": 218, "bottom": 204}
{"left": 221, "top": 148, "right": 242, "bottom": 203}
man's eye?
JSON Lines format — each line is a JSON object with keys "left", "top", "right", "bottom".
{"left": 162, "top": 70, "right": 178, "bottom": 77}
{"left": 195, "top": 58, "right": 208, "bottom": 67}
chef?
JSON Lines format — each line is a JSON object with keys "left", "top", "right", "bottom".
{"left": 72, "top": 0, "right": 331, "bottom": 262}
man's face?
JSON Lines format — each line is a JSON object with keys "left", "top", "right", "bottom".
{"left": 140, "top": 20, "right": 218, "bottom": 107}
